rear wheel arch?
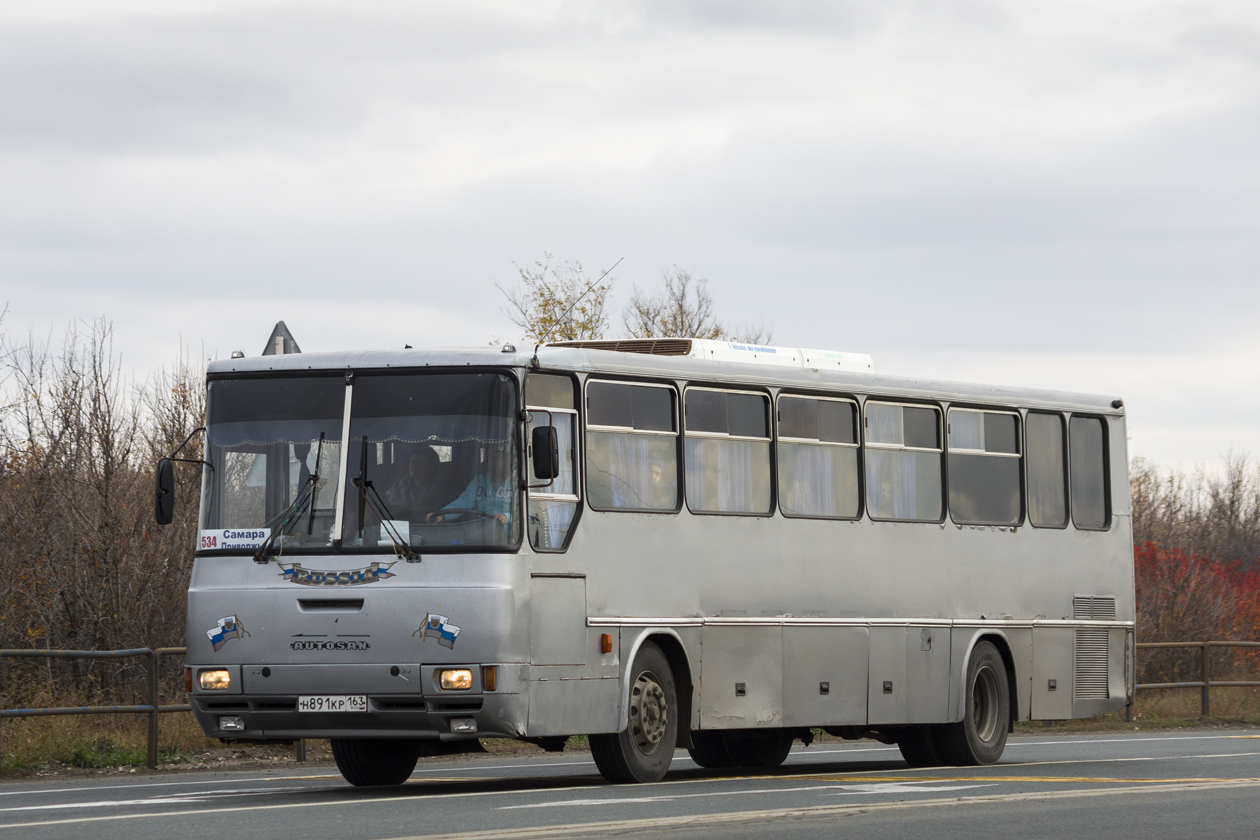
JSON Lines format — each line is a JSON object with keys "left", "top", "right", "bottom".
{"left": 958, "top": 631, "right": 1019, "bottom": 726}
{"left": 976, "top": 633, "right": 1019, "bottom": 727}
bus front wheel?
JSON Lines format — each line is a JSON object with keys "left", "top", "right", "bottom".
{"left": 936, "top": 640, "right": 1010, "bottom": 765}
{"left": 331, "top": 738, "right": 421, "bottom": 786}
{"left": 591, "top": 642, "right": 678, "bottom": 783}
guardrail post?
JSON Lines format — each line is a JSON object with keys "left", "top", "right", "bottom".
{"left": 296, "top": 739, "right": 307, "bottom": 763}
{"left": 147, "top": 650, "right": 159, "bottom": 770}
{"left": 1200, "top": 641, "right": 1211, "bottom": 717}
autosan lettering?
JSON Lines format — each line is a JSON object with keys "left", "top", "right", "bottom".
{"left": 277, "top": 561, "right": 396, "bottom": 586}
{"left": 290, "top": 640, "right": 371, "bottom": 651}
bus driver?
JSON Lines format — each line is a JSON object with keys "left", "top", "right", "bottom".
{"left": 427, "top": 442, "right": 514, "bottom": 525}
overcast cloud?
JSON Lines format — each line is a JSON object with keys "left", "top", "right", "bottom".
{"left": 1, "top": 0, "right": 1257, "bottom": 468}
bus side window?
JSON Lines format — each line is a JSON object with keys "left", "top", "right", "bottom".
{"left": 777, "top": 395, "right": 860, "bottom": 519}
{"left": 864, "top": 401, "right": 943, "bottom": 522}
{"left": 947, "top": 408, "right": 1022, "bottom": 526}
{"left": 585, "top": 381, "right": 679, "bottom": 512}
{"left": 526, "top": 373, "right": 580, "bottom": 551}
{"left": 684, "top": 388, "right": 773, "bottom": 515}
{"left": 1069, "top": 415, "right": 1109, "bottom": 530}
{"left": 1026, "top": 411, "right": 1068, "bottom": 528}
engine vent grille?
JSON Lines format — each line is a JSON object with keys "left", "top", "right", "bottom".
{"left": 1074, "top": 596, "right": 1117, "bottom": 621}
{"left": 1073, "top": 596, "right": 1115, "bottom": 699}
{"left": 547, "top": 339, "right": 694, "bottom": 356}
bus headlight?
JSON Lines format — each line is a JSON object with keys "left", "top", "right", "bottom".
{"left": 439, "top": 669, "right": 473, "bottom": 690}
{"left": 198, "top": 669, "right": 232, "bottom": 690}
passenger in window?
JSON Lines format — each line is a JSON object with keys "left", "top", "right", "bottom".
{"left": 429, "top": 442, "right": 515, "bottom": 525}
{"left": 387, "top": 447, "right": 447, "bottom": 521}
{"left": 648, "top": 453, "right": 671, "bottom": 507}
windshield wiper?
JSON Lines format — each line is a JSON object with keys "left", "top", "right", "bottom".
{"left": 354, "top": 435, "right": 419, "bottom": 562}
{"left": 253, "top": 433, "right": 323, "bottom": 564}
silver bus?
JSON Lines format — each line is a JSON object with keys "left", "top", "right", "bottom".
{"left": 160, "top": 339, "right": 1134, "bottom": 785}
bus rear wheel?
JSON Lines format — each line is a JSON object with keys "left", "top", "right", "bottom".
{"left": 331, "top": 738, "right": 421, "bottom": 786}
{"left": 591, "top": 642, "right": 677, "bottom": 783}
{"left": 722, "top": 731, "right": 793, "bottom": 768}
{"left": 897, "top": 725, "right": 943, "bottom": 767}
{"left": 936, "top": 640, "right": 1010, "bottom": 766}
{"left": 687, "top": 731, "right": 735, "bottom": 768}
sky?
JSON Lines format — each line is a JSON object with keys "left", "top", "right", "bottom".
{"left": 1, "top": 0, "right": 1257, "bottom": 470}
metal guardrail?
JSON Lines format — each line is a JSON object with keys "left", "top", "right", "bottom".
{"left": 1133, "top": 640, "right": 1260, "bottom": 718}
{"left": 0, "top": 647, "right": 188, "bottom": 770}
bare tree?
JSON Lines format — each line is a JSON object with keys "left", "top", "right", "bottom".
{"left": 497, "top": 253, "right": 616, "bottom": 343}
{"left": 1131, "top": 453, "right": 1260, "bottom": 567}
{"left": 0, "top": 319, "right": 206, "bottom": 703}
{"left": 624, "top": 268, "right": 772, "bottom": 344}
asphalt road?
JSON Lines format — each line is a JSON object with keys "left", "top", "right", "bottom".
{"left": 2, "top": 731, "right": 1259, "bottom": 840}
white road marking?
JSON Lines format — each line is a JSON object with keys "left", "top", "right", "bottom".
{"left": 500, "top": 780, "right": 997, "bottom": 810}
{"left": 827, "top": 783, "right": 998, "bottom": 794}
{"left": 0, "top": 774, "right": 338, "bottom": 797}
{"left": 0, "top": 787, "right": 306, "bottom": 814}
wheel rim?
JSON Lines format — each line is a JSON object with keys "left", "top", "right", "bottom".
{"left": 629, "top": 669, "right": 668, "bottom": 756}
{"left": 971, "top": 666, "right": 1000, "bottom": 744}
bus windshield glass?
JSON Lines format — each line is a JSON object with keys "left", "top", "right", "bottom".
{"left": 341, "top": 372, "right": 520, "bottom": 552}
{"left": 199, "top": 375, "right": 346, "bottom": 551}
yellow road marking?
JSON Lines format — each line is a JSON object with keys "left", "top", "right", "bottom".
{"left": 782, "top": 775, "right": 1258, "bottom": 784}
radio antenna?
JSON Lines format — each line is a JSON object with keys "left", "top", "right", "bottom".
{"left": 530, "top": 256, "right": 623, "bottom": 368}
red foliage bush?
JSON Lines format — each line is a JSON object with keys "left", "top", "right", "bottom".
{"left": 1134, "top": 542, "right": 1260, "bottom": 682}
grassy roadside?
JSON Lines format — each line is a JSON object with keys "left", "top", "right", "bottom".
{"left": 2, "top": 687, "right": 1256, "bottom": 778}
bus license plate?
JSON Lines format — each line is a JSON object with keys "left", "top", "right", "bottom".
{"left": 297, "top": 695, "right": 368, "bottom": 713}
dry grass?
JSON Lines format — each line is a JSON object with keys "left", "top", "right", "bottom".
{"left": 0, "top": 711, "right": 219, "bottom": 773}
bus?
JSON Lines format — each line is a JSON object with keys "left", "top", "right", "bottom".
{"left": 158, "top": 338, "right": 1135, "bottom": 785}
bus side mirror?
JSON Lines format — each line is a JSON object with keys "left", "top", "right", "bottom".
{"left": 531, "top": 426, "right": 560, "bottom": 481}
{"left": 155, "top": 459, "right": 175, "bottom": 525}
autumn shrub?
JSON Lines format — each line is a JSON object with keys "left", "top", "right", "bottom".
{"left": 1135, "top": 542, "right": 1260, "bottom": 684}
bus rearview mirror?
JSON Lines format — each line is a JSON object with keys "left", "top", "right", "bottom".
{"left": 155, "top": 459, "right": 175, "bottom": 525}
{"left": 532, "top": 426, "right": 560, "bottom": 480}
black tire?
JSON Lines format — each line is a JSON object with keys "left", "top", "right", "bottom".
{"left": 721, "top": 731, "right": 794, "bottom": 768}
{"left": 687, "top": 730, "right": 736, "bottom": 769}
{"left": 590, "top": 642, "right": 678, "bottom": 783}
{"left": 331, "top": 738, "right": 421, "bottom": 786}
{"left": 935, "top": 640, "right": 1010, "bottom": 766}
{"left": 897, "top": 725, "right": 943, "bottom": 767}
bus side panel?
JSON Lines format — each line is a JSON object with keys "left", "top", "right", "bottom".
{"left": 528, "top": 576, "right": 588, "bottom": 666}
{"left": 905, "top": 626, "right": 953, "bottom": 724}
{"left": 526, "top": 676, "right": 620, "bottom": 736}
{"left": 1031, "top": 627, "right": 1074, "bottom": 719}
{"left": 781, "top": 627, "right": 867, "bottom": 727}
{"left": 867, "top": 627, "right": 908, "bottom": 724}
{"left": 698, "top": 626, "right": 782, "bottom": 728}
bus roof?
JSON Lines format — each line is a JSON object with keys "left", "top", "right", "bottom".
{"left": 206, "top": 344, "right": 1124, "bottom": 415}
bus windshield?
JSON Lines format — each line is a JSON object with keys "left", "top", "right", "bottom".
{"left": 199, "top": 375, "right": 346, "bottom": 551}
{"left": 341, "top": 372, "right": 520, "bottom": 552}
{"left": 198, "top": 371, "right": 520, "bottom": 554}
